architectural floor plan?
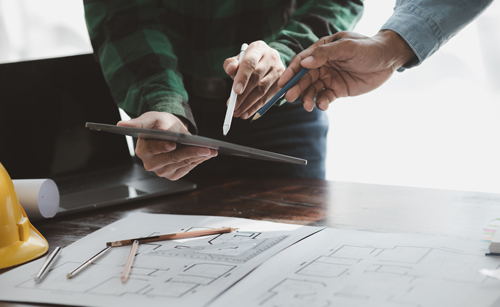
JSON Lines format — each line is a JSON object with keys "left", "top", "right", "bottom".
{"left": 2, "top": 213, "right": 500, "bottom": 307}
{"left": 0, "top": 213, "right": 321, "bottom": 307}
{"left": 212, "top": 229, "right": 500, "bottom": 307}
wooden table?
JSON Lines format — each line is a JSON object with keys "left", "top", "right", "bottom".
{"left": 2, "top": 176, "right": 500, "bottom": 306}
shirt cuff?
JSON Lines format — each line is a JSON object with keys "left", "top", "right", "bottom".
{"left": 380, "top": 4, "right": 442, "bottom": 72}
{"left": 145, "top": 92, "right": 197, "bottom": 134}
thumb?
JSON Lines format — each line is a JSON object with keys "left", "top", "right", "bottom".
{"left": 117, "top": 112, "right": 157, "bottom": 129}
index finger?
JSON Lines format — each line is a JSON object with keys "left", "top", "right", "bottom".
{"left": 278, "top": 59, "right": 303, "bottom": 89}
{"left": 223, "top": 56, "right": 239, "bottom": 79}
{"left": 278, "top": 34, "right": 340, "bottom": 88}
{"left": 232, "top": 43, "right": 265, "bottom": 94}
{"left": 283, "top": 69, "right": 318, "bottom": 103}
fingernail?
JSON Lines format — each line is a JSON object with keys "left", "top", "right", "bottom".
{"left": 319, "top": 100, "right": 328, "bottom": 111}
{"left": 165, "top": 143, "right": 175, "bottom": 151}
{"left": 241, "top": 112, "right": 248, "bottom": 119}
{"left": 235, "top": 83, "right": 243, "bottom": 94}
{"left": 302, "top": 56, "right": 314, "bottom": 65}
{"left": 198, "top": 149, "right": 211, "bottom": 156}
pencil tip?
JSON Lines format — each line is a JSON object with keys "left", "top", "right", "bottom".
{"left": 223, "top": 126, "right": 229, "bottom": 136}
{"left": 252, "top": 113, "right": 261, "bottom": 121}
{"left": 66, "top": 274, "right": 73, "bottom": 279}
{"left": 230, "top": 227, "right": 238, "bottom": 232}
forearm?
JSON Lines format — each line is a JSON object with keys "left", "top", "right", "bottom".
{"left": 84, "top": 0, "right": 197, "bottom": 133}
{"left": 381, "top": 0, "right": 493, "bottom": 70}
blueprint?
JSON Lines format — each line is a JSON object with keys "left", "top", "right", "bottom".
{"left": 0, "top": 213, "right": 321, "bottom": 307}
{"left": 212, "top": 228, "right": 500, "bottom": 307}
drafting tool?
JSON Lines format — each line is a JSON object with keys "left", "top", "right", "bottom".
{"left": 146, "top": 235, "right": 288, "bottom": 263}
{"left": 34, "top": 246, "right": 62, "bottom": 283}
{"left": 107, "top": 226, "right": 237, "bottom": 247}
{"left": 66, "top": 246, "right": 111, "bottom": 279}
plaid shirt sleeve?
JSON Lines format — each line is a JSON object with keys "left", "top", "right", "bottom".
{"left": 84, "top": 0, "right": 197, "bottom": 132}
{"left": 269, "top": 0, "right": 364, "bottom": 67}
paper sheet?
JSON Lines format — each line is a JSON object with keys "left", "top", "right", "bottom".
{"left": 0, "top": 213, "right": 321, "bottom": 307}
{"left": 212, "top": 228, "right": 500, "bottom": 307}
{"left": 480, "top": 268, "right": 500, "bottom": 280}
{"left": 12, "top": 179, "right": 59, "bottom": 220}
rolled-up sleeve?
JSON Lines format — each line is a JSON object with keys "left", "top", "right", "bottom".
{"left": 381, "top": 0, "right": 493, "bottom": 71}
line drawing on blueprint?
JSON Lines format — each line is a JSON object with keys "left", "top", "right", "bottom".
{"left": 15, "top": 227, "right": 289, "bottom": 301}
{"left": 0, "top": 213, "right": 324, "bottom": 307}
{"left": 146, "top": 229, "right": 288, "bottom": 263}
{"left": 257, "top": 244, "right": 499, "bottom": 307}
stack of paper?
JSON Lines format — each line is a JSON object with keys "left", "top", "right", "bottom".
{"left": 489, "top": 229, "right": 500, "bottom": 254}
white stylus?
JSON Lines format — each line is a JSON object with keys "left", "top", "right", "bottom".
{"left": 223, "top": 43, "right": 248, "bottom": 136}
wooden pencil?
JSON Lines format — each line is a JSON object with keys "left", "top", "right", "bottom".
{"left": 121, "top": 240, "right": 139, "bottom": 283}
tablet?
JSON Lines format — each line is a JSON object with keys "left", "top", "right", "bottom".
{"left": 85, "top": 122, "right": 307, "bottom": 165}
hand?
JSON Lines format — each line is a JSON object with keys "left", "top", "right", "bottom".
{"left": 279, "top": 30, "right": 417, "bottom": 112}
{"left": 223, "top": 40, "right": 285, "bottom": 119}
{"left": 117, "top": 111, "right": 217, "bottom": 180}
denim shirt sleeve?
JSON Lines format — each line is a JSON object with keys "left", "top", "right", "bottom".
{"left": 380, "top": 0, "right": 493, "bottom": 71}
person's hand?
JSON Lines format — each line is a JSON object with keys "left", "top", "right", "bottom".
{"left": 117, "top": 111, "right": 217, "bottom": 180}
{"left": 223, "top": 40, "right": 285, "bottom": 119}
{"left": 279, "top": 30, "right": 417, "bottom": 112}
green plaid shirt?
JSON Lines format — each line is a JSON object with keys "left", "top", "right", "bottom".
{"left": 84, "top": 0, "right": 363, "bottom": 132}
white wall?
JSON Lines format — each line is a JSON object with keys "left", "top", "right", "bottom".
{"left": 325, "top": 1, "right": 500, "bottom": 194}
{"left": 0, "top": 0, "right": 91, "bottom": 63}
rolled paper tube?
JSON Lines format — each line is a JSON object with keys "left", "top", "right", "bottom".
{"left": 12, "top": 179, "right": 60, "bottom": 220}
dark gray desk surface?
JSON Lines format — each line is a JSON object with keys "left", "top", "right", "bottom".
{"left": 1, "top": 177, "right": 500, "bottom": 306}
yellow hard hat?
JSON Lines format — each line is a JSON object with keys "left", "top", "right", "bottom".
{"left": 0, "top": 163, "right": 48, "bottom": 269}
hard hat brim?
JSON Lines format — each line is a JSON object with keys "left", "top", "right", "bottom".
{"left": 0, "top": 207, "right": 49, "bottom": 270}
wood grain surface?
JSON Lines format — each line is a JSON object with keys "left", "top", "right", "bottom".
{"left": 1, "top": 176, "right": 499, "bottom": 306}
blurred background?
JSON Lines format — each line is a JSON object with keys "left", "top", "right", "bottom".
{"left": 1, "top": 1, "right": 499, "bottom": 193}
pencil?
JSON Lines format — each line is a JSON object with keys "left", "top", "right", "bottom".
{"left": 252, "top": 67, "right": 310, "bottom": 121}
{"left": 121, "top": 240, "right": 139, "bottom": 283}
{"left": 107, "top": 227, "right": 237, "bottom": 247}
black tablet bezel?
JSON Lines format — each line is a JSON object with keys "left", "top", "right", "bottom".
{"left": 85, "top": 122, "right": 307, "bottom": 165}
